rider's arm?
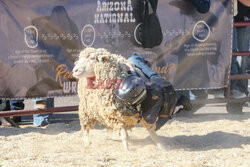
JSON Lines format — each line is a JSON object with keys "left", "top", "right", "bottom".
{"left": 128, "top": 53, "right": 161, "bottom": 79}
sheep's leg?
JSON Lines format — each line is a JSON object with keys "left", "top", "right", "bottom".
{"left": 145, "top": 125, "right": 166, "bottom": 151}
{"left": 125, "top": 129, "right": 130, "bottom": 140}
{"left": 82, "top": 128, "right": 91, "bottom": 146}
{"left": 80, "top": 120, "right": 95, "bottom": 147}
{"left": 119, "top": 129, "right": 130, "bottom": 140}
{"left": 120, "top": 128, "right": 129, "bottom": 151}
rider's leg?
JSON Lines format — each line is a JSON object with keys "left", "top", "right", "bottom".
{"left": 128, "top": 53, "right": 161, "bottom": 79}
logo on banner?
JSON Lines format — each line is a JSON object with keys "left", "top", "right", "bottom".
{"left": 81, "top": 24, "right": 95, "bottom": 47}
{"left": 24, "top": 26, "right": 38, "bottom": 48}
{"left": 192, "top": 20, "right": 210, "bottom": 42}
{"left": 134, "top": 23, "right": 143, "bottom": 45}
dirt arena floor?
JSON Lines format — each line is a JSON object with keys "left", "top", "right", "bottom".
{"left": 0, "top": 96, "right": 249, "bottom": 167}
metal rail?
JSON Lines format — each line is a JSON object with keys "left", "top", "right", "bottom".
{"left": 0, "top": 106, "right": 78, "bottom": 117}
{"left": 234, "top": 21, "right": 250, "bottom": 27}
{"left": 232, "top": 51, "right": 250, "bottom": 57}
{"left": 230, "top": 74, "right": 250, "bottom": 80}
{"left": 192, "top": 97, "right": 250, "bottom": 105}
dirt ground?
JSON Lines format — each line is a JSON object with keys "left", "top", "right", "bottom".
{"left": 0, "top": 97, "right": 249, "bottom": 167}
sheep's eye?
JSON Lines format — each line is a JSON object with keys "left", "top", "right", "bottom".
{"left": 74, "top": 61, "right": 78, "bottom": 65}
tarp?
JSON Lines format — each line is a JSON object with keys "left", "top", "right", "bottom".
{"left": 0, "top": 0, "right": 232, "bottom": 99}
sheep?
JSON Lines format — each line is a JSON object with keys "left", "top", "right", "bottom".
{"left": 73, "top": 47, "right": 166, "bottom": 151}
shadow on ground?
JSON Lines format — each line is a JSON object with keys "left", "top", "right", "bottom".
{"left": 132, "top": 131, "right": 250, "bottom": 151}
{"left": 175, "top": 111, "right": 250, "bottom": 123}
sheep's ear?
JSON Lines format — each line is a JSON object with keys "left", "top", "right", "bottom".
{"left": 96, "top": 55, "right": 108, "bottom": 62}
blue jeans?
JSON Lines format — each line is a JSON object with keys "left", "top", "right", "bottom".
{"left": 10, "top": 100, "right": 24, "bottom": 110}
{"left": 231, "top": 26, "right": 249, "bottom": 93}
{"left": 230, "top": 27, "right": 239, "bottom": 90}
{"left": 239, "top": 26, "right": 250, "bottom": 93}
{"left": 33, "top": 98, "right": 54, "bottom": 127}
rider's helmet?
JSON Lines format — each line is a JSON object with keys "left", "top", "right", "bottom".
{"left": 114, "top": 75, "right": 147, "bottom": 107}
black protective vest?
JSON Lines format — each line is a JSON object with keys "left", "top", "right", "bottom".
{"left": 141, "top": 78, "right": 176, "bottom": 124}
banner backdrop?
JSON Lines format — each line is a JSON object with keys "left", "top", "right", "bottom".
{"left": 0, "top": 0, "right": 232, "bottom": 99}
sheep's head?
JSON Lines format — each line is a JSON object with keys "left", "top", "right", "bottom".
{"left": 72, "top": 48, "right": 108, "bottom": 78}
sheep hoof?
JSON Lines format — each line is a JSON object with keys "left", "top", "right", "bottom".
{"left": 120, "top": 128, "right": 129, "bottom": 151}
{"left": 83, "top": 136, "right": 91, "bottom": 147}
{"left": 124, "top": 147, "right": 129, "bottom": 152}
{"left": 122, "top": 143, "right": 129, "bottom": 152}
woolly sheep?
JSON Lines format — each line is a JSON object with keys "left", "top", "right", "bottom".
{"left": 73, "top": 47, "right": 166, "bottom": 151}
